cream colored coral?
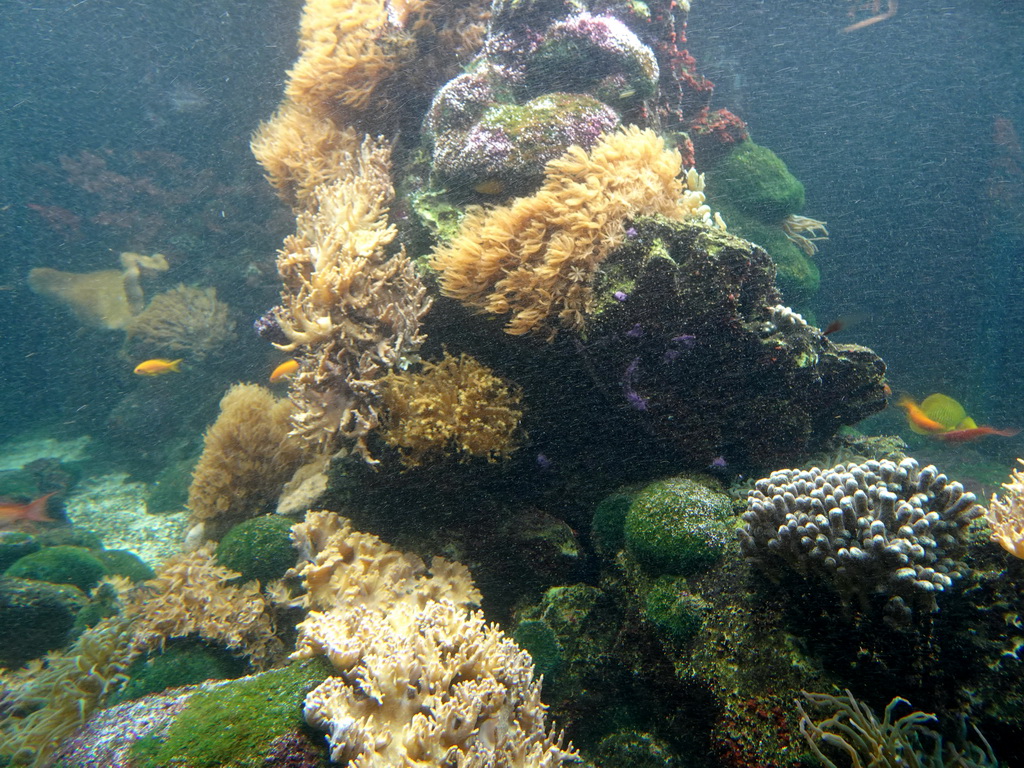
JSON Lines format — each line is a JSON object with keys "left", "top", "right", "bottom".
{"left": 987, "top": 459, "right": 1024, "bottom": 559}
{"left": 431, "top": 126, "right": 722, "bottom": 338}
{"left": 123, "top": 543, "right": 281, "bottom": 667}
{"left": 288, "top": 511, "right": 576, "bottom": 767}
{"left": 124, "top": 284, "right": 236, "bottom": 362}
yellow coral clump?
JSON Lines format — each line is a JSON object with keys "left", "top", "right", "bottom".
{"left": 123, "top": 284, "right": 236, "bottom": 362}
{"left": 187, "top": 384, "right": 307, "bottom": 541}
{"left": 987, "top": 459, "right": 1024, "bottom": 559}
{"left": 287, "top": 511, "right": 576, "bottom": 768}
{"left": 380, "top": 352, "right": 522, "bottom": 467}
{"left": 123, "top": 543, "right": 282, "bottom": 667}
{"left": 430, "top": 126, "right": 722, "bottom": 338}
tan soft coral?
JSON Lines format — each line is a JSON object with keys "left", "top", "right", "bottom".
{"left": 187, "top": 384, "right": 307, "bottom": 542}
{"left": 987, "top": 459, "right": 1024, "bottom": 559}
{"left": 123, "top": 544, "right": 282, "bottom": 668}
{"left": 287, "top": 511, "right": 576, "bottom": 768}
{"left": 431, "top": 126, "right": 722, "bottom": 338}
{"left": 123, "top": 284, "right": 236, "bottom": 362}
{"left": 272, "top": 137, "right": 432, "bottom": 460}
{"left": 380, "top": 352, "right": 523, "bottom": 467}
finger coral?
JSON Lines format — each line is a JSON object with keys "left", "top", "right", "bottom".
{"left": 273, "top": 137, "right": 432, "bottom": 460}
{"left": 379, "top": 352, "right": 523, "bottom": 467}
{"left": 287, "top": 511, "right": 577, "bottom": 767}
{"left": 186, "top": 384, "right": 307, "bottom": 542}
{"left": 122, "top": 543, "right": 281, "bottom": 668}
{"left": 123, "top": 284, "right": 236, "bottom": 362}
{"left": 430, "top": 126, "right": 722, "bottom": 338}
{"left": 986, "top": 459, "right": 1024, "bottom": 559}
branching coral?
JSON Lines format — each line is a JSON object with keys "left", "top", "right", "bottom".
{"left": 123, "top": 284, "right": 236, "bottom": 362}
{"left": 273, "top": 137, "right": 432, "bottom": 460}
{"left": 379, "top": 352, "right": 523, "bottom": 467}
{"left": 430, "top": 126, "right": 723, "bottom": 338}
{"left": 797, "top": 690, "right": 998, "bottom": 768}
{"left": 739, "top": 458, "right": 983, "bottom": 623}
{"left": 122, "top": 543, "right": 282, "bottom": 668}
{"left": 286, "top": 511, "right": 577, "bottom": 767}
{"left": 187, "top": 384, "right": 307, "bottom": 542}
{"left": 986, "top": 459, "right": 1024, "bottom": 559}
{"left": 0, "top": 618, "right": 133, "bottom": 768}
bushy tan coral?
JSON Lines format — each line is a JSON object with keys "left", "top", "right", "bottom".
{"left": 987, "top": 459, "right": 1024, "bottom": 559}
{"left": 0, "top": 618, "right": 133, "bottom": 768}
{"left": 287, "top": 511, "right": 577, "bottom": 768}
{"left": 380, "top": 352, "right": 523, "bottom": 467}
{"left": 187, "top": 383, "right": 307, "bottom": 541}
{"left": 122, "top": 543, "right": 281, "bottom": 668}
{"left": 123, "top": 284, "right": 236, "bottom": 362}
{"left": 430, "top": 126, "right": 723, "bottom": 338}
{"left": 273, "top": 137, "right": 432, "bottom": 460}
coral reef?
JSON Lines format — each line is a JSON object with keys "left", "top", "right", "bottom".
{"left": 431, "top": 126, "right": 722, "bottom": 338}
{"left": 186, "top": 383, "right": 306, "bottom": 542}
{"left": 272, "top": 137, "right": 432, "bottom": 460}
{"left": 123, "top": 543, "right": 282, "bottom": 669}
{"left": 986, "top": 458, "right": 1024, "bottom": 559}
{"left": 123, "top": 284, "right": 236, "bottom": 362}
{"left": 379, "top": 351, "right": 523, "bottom": 467}
{"left": 739, "top": 458, "right": 984, "bottom": 623}
{"left": 28, "top": 252, "right": 169, "bottom": 330}
{"left": 287, "top": 510, "right": 577, "bottom": 766}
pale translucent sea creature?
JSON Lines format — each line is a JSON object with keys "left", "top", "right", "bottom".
{"left": 781, "top": 214, "right": 830, "bottom": 258}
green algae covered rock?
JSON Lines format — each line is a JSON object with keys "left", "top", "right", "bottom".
{"left": 215, "top": 515, "right": 296, "bottom": 585}
{"left": 591, "top": 491, "right": 633, "bottom": 559}
{"left": 641, "top": 576, "right": 708, "bottom": 648}
{"left": 624, "top": 476, "right": 733, "bottom": 576}
{"left": 0, "top": 530, "right": 40, "bottom": 573}
{"left": 94, "top": 549, "right": 155, "bottom": 583}
{"left": 0, "top": 576, "right": 87, "bottom": 666}
{"left": 710, "top": 140, "right": 805, "bottom": 222}
{"left": 4, "top": 545, "right": 107, "bottom": 591}
{"left": 130, "top": 657, "right": 332, "bottom": 768}
{"left": 112, "top": 642, "right": 249, "bottom": 705}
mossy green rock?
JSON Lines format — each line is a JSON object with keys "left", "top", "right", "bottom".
{"left": 94, "top": 549, "right": 155, "bottom": 582}
{"left": 710, "top": 140, "right": 805, "bottom": 222}
{"left": 4, "top": 545, "right": 107, "bottom": 591}
{"left": 596, "top": 730, "right": 679, "bottom": 768}
{"left": 591, "top": 491, "right": 633, "bottom": 559}
{"left": 113, "top": 642, "right": 249, "bottom": 704}
{"left": 0, "top": 576, "right": 87, "bottom": 666}
{"left": 0, "top": 531, "right": 40, "bottom": 573}
{"left": 641, "top": 576, "right": 708, "bottom": 647}
{"left": 624, "top": 476, "right": 732, "bottom": 576}
{"left": 131, "top": 658, "right": 332, "bottom": 768}
{"left": 513, "top": 618, "right": 564, "bottom": 679}
{"left": 215, "top": 515, "right": 296, "bottom": 585}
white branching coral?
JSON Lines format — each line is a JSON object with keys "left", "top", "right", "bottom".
{"left": 987, "top": 459, "right": 1024, "bottom": 559}
{"left": 287, "top": 511, "right": 578, "bottom": 768}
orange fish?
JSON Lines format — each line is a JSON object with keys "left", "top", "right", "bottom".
{"left": 269, "top": 359, "right": 300, "bottom": 383}
{"left": 932, "top": 426, "right": 1020, "bottom": 443}
{"left": 0, "top": 492, "right": 57, "bottom": 527}
{"left": 897, "top": 396, "right": 946, "bottom": 433}
{"left": 133, "top": 358, "right": 183, "bottom": 376}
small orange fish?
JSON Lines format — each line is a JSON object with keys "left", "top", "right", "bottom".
{"left": 932, "top": 426, "right": 1020, "bottom": 443}
{"left": 269, "top": 359, "right": 300, "bottom": 383}
{"left": 0, "top": 492, "right": 57, "bottom": 527}
{"left": 133, "top": 358, "right": 183, "bottom": 376}
{"left": 897, "top": 396, "right": 946, "bottom": 433}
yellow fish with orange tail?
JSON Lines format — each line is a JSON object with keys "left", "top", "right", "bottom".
{"left": 269, "top": 359, "right": 299, "bottom": 383}
{"left": 899, "top": 393, "right": 1019, "bottom": 443}
{"left": 133, "top": 358, "right": 183, "bottom": 376}
{"left": 897, "top": 395, "right": 947, "bottom": 433}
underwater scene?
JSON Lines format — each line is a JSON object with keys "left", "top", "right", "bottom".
{"left": 2, "top": 0, "right": 1024, "bottom": 765}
